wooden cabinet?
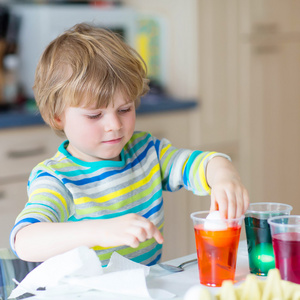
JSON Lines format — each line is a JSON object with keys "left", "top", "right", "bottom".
{"left": 0, "top": 126, "right": 62, "bottom": 248}
{"left": 239, "top": 38, "right": 300, "bottom": 214}
{"left": 0, "top": 181, "right": 29, "bottom": 248}
{"left": 239, "top": 0, "right": 300, "bottom": 35}
{"left": 237, "top": 0, "right": 300, "bottom": 214}
{"left": 191, "top": 0, "right": 239, "bottom": 148}
{"left": 136, "top": 111, "right": 190, "bottom": 147}
{"left": 0, "top": 126, "right": 62, "bottom": 181}
{"left": 191, "top": 0, "right": 300, "bottom": 215}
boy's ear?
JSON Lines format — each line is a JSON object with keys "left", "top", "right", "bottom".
{"left": 52, "top": 115, "right": 63, "bottom": 130}
{"left": 54, "top": 115, "right": 62, "bottom": 125}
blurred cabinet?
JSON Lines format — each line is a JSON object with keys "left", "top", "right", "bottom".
{"left": 239, "top": 38, "right": 300, "bottom": 213}
{"left": 236, "top": 1, "right": 300, "bottom": 215}
{"left": 0, "top": 126, "right": 62, "bottom": 181}
{"left": 0, "top": 126, "right": 62, "bottom": 247}
{"left": 190, "top": 0, "right": 239, "bottom": 148}
{"left": 238, "top": 1, "right": 300, "bottom": 214}
{"left": 239, "top": 0, "right": 300, "bottom": 35}
{"left": 0, "top": 181, "right": 30, "bottom": 249}
{"left": 180, "top": 0, "right": 300, "bottom": 231}
{"left": 136, "top": 111, "right": 190, "bottom": 147}
{"left": 189, "top": 0, "right": 300, "bottom": 215}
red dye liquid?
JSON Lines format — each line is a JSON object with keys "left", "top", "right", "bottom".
{"left": 273, "top": 232, "right": 300, "bottom": 284}
{"left": 194, "top": 224, "right": 241, "bottom": 287}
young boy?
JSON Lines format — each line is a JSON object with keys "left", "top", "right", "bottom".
{"left": 10, "top": 23, "right": 249, "bottom": 266}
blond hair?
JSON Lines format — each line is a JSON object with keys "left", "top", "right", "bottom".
{"left": 33, "top": 23, "right": 149, "bottom": 135}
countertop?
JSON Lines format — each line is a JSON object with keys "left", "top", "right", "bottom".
{"left": 19, "top": 241, "right": 249, "bottom": 300}
{"left": 0, "top": 95, "right": 198, "bottom": 130}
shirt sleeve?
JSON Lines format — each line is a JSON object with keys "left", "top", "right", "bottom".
{"left": 153, "top": 136, "right": 231, "bottom": 195}
{"left": 10, "top": 165, "right": 74, "bottom": 254}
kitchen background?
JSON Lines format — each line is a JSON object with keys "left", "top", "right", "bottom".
{"left": 0, "top": 0, "right": 300, "bottom": 262}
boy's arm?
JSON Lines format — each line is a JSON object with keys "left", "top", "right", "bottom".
{"left": 206, "top": 156, "right": 249, "bottom": 219}
{"left": 154, "top": 136, "right": 249, "bottom": 219}
{"left": 154, "top": 136, "right": 225, "bottom": 195}
{"left": 14, "top": 213, "right": 163, "bottom": 262}
{"left": 13, "top": 160, "right": 164, "bottom": 262}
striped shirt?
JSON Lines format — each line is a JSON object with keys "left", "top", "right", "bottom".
{"left": 10, "top": 131, "right": 229, "bottom": 266}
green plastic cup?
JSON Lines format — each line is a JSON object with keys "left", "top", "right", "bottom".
{"left": 244, "top": 202, "right": 292, "bottom": 276}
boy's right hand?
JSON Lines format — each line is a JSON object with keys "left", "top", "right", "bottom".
{"left": 92, "top": 214, "right": 164, "bottom": 248}
{"left": 14, "top": 214, "right": 163, "bottom": 262}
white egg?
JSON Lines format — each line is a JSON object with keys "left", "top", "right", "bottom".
{"left": 206, "top": 210, "right": 222, "bottom": 220}
{"left": 184, "top": 285, "right": 213, "bottom": 300}
{"left": 204, "top": 211, "right": 227, "bottom": 231}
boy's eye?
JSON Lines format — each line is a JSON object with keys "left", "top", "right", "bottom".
{"left": 119, "top": 107, "right": 131, "bottom": 113}
{"left": 87, "top": 113, "right": 102, "bottom": 119}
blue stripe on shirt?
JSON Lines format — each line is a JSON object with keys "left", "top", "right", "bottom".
{"left": 182, "top": 150, "right": 202, "bottom": 187}
{"left": 147, "top": 252, "right": 162, "bottom": 266}
{"left": 61, "top": 140, "right": 155, "bottom": 186}
{"left": 142, "top": 199, "right": 163, "bottom": 219}
{"left": 13, "top": 218, "right": 40, "bottom": 228}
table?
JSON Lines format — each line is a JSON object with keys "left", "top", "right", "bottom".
{"left": 24, "top": 240, "right": 249, "bottom": 300}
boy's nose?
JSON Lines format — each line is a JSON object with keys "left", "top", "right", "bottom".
{"left": 104, "top": 113, "right": 122, "bottom": 131}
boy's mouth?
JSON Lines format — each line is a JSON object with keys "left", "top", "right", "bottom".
{"left": 102, "top": 137, "right": 123, "bottom": 144}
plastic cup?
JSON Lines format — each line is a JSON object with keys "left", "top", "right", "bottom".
{"left": 268, "top": 215, "right": 300, "bottom": 284}
{"left": 190, "top": 211, "right": 244, "bottom": 287}
{"left": 244, "top": 202, "right": 292, "bottom": 276}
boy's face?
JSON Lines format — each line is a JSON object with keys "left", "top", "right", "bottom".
{"left": 56, "top": 90, "right": 136, "bottom": 162}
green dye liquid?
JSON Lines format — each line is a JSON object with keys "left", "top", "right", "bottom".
{"left": 244, "top": 216, "right": 275, "bottom": 276}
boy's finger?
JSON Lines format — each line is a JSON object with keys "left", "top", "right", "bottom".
{"left": 210, "top": 193, "right": 218, "bottom": 212}
{"left": 219, "top": 201, "right": 228, "bottom": 219}
{"left": 153, "top": 229, "right": 164, "bottom": 244}
{"left": 235, "top": 190, "right": 244, "bottom": 218}
{"left": 227, "top": 193, "right": 237, "bottom": 219}
{"left": 123, "top": 234, "right": 140, "bottom": 248}
{"left": 243, "top": 189, "right": 250, "bottom": 213}
{"left": 134, "top": 218, "right": 163, "bottom": 244}
{"left": 236, "top": 201, "right": 243, "bottom": 219}
{"left": 216, "top": 193, "right": 228, "bottom": 219}
{"left": 128, "top": 226, "right": 147, "bottom": 243}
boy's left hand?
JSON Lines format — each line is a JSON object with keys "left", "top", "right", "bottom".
{"left": 206, "top": 156, "right": 250, "bottom": 219}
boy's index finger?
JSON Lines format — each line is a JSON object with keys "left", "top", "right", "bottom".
{"left": 217, "top": 200, "right": 228, "bottom": 219}
{"left": 153, "top": 229, "right": 164, "bottom": 244}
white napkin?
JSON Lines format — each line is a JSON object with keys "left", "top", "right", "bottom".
{"left": 9, "top": 246, "right": 103, "bottom": 298}
{"left": 9, "top": 247, "right": 175, "bottom": 299}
